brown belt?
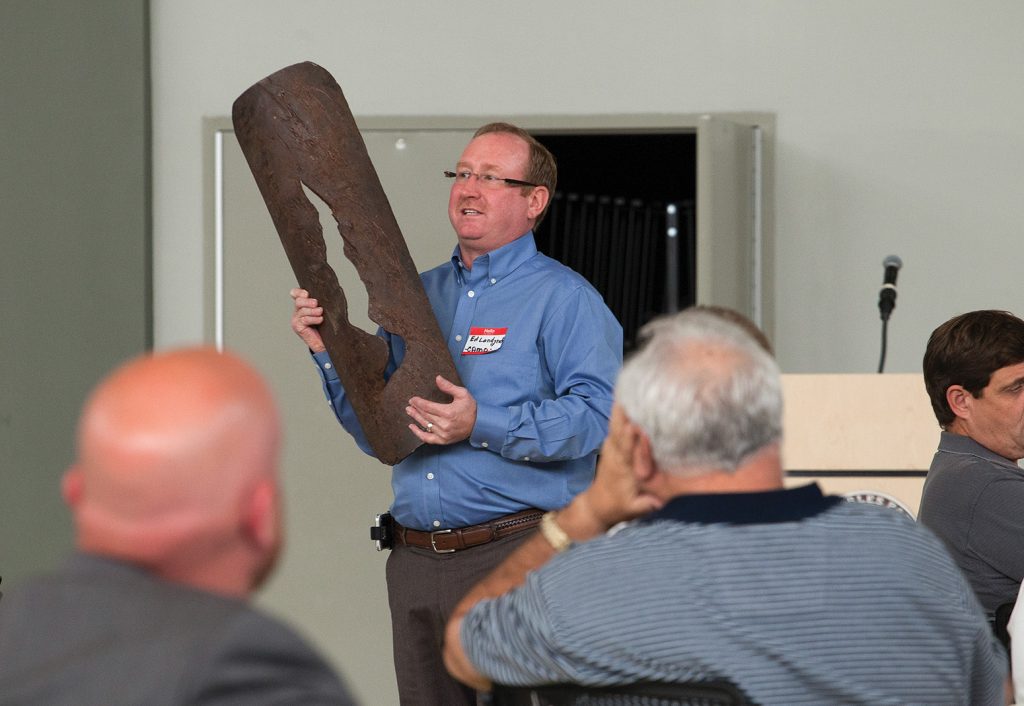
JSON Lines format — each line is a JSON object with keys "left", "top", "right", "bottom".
{"left": 394, "top": 508, "right": 544, "bottom": 554}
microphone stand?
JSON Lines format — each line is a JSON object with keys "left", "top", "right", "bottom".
{"left": 877, "top": 317, "right": 890, "bottom": 374}
{"left": 877, "top": 287, "right": 897, "bottom": 373}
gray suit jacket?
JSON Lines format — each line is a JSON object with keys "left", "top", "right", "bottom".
{"left": 0, "top": 553, "right": 356, "bottom": 705}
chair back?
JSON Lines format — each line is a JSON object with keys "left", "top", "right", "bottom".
{"left": 995, "top": 600, "right": 1014, "bottom": 661}
{"left": 490, "top": 679, "right": 752, "bottom": 706}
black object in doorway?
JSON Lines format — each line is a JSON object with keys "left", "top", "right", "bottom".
{"left": 532, "top": 133, "right": 696, "bottom": 352}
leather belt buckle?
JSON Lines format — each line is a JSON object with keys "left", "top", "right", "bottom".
{"left": 430, "top": 529, "right": 456, "bottom": 553}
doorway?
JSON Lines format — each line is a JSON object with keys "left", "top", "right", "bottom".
{"left": 532, "top": 132, "right": 697, "bottom": 351}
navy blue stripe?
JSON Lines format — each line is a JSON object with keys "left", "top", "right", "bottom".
{"left": 639, "top": 483, "right": 842, "bottom": 526}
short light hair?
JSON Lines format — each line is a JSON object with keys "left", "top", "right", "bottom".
{"left": 473, "top": 122, "right": 557, "bottom": 225}
{"left": 615, "top": 309, "right": 783, "bottom": 475}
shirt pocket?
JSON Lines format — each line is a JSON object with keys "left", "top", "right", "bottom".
{"left": 461, "top": 349, "right": 540, "bottom": 407}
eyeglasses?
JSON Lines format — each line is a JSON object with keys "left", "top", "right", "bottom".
{"left": 443, "top": 170, "right": 539, "bottom": 189}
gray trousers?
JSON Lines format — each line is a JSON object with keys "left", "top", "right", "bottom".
{"left": 385, "top": 530, "right": 534, "bottom": 706}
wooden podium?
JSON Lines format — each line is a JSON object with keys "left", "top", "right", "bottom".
{"left": 781, "top": 374, "right": 939, "bottom": 517}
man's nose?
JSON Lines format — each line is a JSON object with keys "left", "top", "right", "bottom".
{"left": 456, "top": 175, "right": 482, "bottom": 196}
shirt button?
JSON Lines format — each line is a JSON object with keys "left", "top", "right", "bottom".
{"left": 455, "top": 334, "right": 463, "bottom": 342}
{"left": 433, "top": 520, "right": 441, "bottom": 527}
{"left": 523, "top": 456, "right": 530, "bottom": 462}
{"left": 324, "top": 363, "right": 332, "bottom": 369}
{"left": 490, "top": 278, "right": 497, "bottom": 284}
{"left": 427, "top": 473, "right": 434, "bottom": 480}
{"left": 467, "top": 290, "right": 475, "bottom": 298}
{"left": 481, "top": 442, "right": 489, "bottom": 449}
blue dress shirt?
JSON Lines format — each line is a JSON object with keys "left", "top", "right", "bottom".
{"left": 313, "top": 232, "right": 622, "bottom": 530}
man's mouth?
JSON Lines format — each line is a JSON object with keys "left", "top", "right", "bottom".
{"left": 461, "top": 208, "right": 482, "bottom": 216}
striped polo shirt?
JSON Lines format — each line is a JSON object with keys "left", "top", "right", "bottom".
{"left": 462, "top": 484, "right": 1006, "bottom": 705}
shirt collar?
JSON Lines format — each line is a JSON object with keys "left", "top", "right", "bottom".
{"left": 937, "top": 430, "right": 1021, "bottom": 468}
{"left": 638, "top": 483, "right": 842, "bottom": 526}
{"left": 448, "top": 231, "right": 537, "bottom": 284}
{"left": 66, "top": 551, "right": 153, "bottom": 580}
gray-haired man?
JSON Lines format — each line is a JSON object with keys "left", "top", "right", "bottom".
{"left": 444, "top": 309, "right": 1005, "bottom": 705}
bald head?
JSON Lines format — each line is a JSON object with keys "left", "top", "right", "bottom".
{"left": 66, "top": 347, "right": 282, "bottom": 596}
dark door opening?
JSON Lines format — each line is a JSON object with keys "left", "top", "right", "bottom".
{"left": 531, "top": 132, "right": 697, "bottom": 351}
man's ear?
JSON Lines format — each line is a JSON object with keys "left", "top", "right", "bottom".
{"left": 631, "top": 426, "right": 658, "bottom": 483}
{"left": 61, "top": 466, "right": 84, "bottom": 508}
{"left": 608, "top": 404, "right": 656, "bottom": 482}
{"left": 526, "top": 186, "right": 549, "bottom": 221}
{"left": 242, "top": 477, "right": 279, "bottom": 551}
{"left": 946, "top": 385, "right": 972, "bottom": 421}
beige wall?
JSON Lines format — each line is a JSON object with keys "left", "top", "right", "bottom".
{"left": 152, "top": 1, "right": 1024, "bottom": 374}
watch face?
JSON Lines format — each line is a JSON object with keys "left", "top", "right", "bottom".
{"left": 843, "top": 490, "right": 915, "bottom": 520}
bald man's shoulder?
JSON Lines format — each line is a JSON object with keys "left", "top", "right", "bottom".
{"left": 0, "top": 554, "right": 356, "bottom": 705}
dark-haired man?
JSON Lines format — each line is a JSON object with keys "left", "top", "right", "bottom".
{"left": 290, "top": 122, "right": 622, "bottom": 705}
{"left": 919, "top": 309, "right": 1024, "bottom": 617}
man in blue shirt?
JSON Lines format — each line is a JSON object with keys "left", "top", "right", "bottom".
{"left": 289, "top": 122, "right": 622, "bottom": 706}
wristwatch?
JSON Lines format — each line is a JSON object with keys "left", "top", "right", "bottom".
{"left": 539, "top": 511, "right": 572, "bottom": 553}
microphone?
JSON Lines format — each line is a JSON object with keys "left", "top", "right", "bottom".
{"left": 878, "top": 255, "right": 902, "bottom": 321}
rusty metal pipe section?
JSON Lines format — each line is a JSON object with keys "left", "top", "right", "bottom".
{"left": 232, "top": 61, "right": 461, "bottom": 464}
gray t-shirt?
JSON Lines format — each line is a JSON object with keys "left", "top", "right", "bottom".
{"left": 919, "top": 431, "right": 1024, "bottom": 615}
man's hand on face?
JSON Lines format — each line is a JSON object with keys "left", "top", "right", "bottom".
{"left": 406, "top": 375, "right": 477, "bottom": 445}
{"left": 576, "top": 404, "right": 664, "bottom": 531}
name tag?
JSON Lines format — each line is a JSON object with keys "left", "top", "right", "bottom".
{"left": 462, "top": 327, "right": 508, "bottom": 355}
